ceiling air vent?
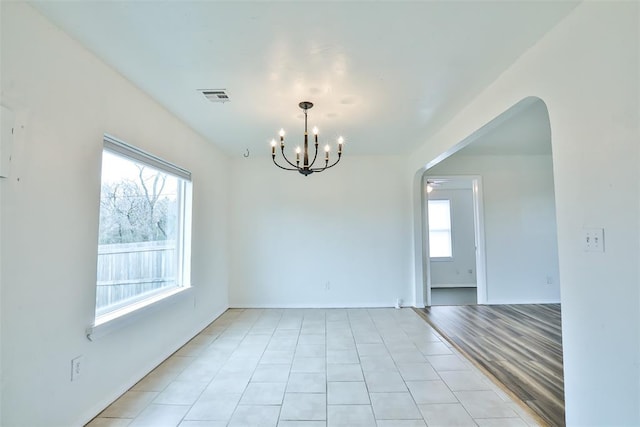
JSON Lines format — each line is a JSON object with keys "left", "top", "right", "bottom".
{"left": 200, "top": 89, "right": 230, "bottom": 103}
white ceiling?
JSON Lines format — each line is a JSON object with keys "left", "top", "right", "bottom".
{"left": 30, "top": 1, "right": 577, "bottom": 157}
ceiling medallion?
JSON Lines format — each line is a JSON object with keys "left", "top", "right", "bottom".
{"left": 270, "top": 101, "right": 344, "bottom": 176}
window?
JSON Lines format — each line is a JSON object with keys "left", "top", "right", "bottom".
{"left": 428, "top": 199, "right": 452, "bottom": 258}
{"left": 95, "top": 135, "right": 192, "bottom": 322}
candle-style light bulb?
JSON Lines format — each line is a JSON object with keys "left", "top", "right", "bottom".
{"left": 324, "top": 144, "right": 330, "bottom": 161}
{"left": 295, "top": 146, "right": 301, "bottom": 163}
{"left": 338, "top": 136, "right": 344, "bottom": 154}
{"left": 312, "top": 126, "right": 318, "bottom": 144}
{"left": 279, "top": 129, "right": 285, "bottom": 137}
{"left": 271, "top": 139, "right": 276, "bottom": 156}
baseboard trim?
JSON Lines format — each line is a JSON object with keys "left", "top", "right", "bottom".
{"left": 485, "top": 299, "right": 561, "bottom": 305}
{"left": 78, "top": 304, "right": 229, "bottom": 426}
{"left": 229, "top": 303, "right": 400, "bottom": 309}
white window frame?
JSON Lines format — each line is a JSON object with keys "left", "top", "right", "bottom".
{"left": 88, "top": 135, "right": 193, "bottom": 339}
{"left": 428, "top": 199, "right": 453, "bottom": 260}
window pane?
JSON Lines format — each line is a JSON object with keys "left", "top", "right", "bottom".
{"left": 96, "top": 149, "right": 187, "bottom": 316}
{"left": 428, "top": 200, "right": 451, "bottom": 230}
{"left": 428, "top": 199, "right": 452, "bottom": 258}
{"left": 429, "top": 230, "right": 452, "bottom": 257}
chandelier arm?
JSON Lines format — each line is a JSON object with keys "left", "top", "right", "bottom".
{"left": 310, "top": 154, "right": 342, "bottom": 172}
{"left": 272, "top": 156, "right": 301, "bottom": 171}
{"left": 279, "top": 145, "right": 299, "bottom": 169}
{"left": 270, "top": 101, "right": 343, "bottom": 176}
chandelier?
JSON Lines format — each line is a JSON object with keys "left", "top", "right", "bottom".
{"left": 270, "top": 101, "right": 344, "bottom": 176}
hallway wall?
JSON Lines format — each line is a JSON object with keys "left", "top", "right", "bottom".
{"left": 427, "top": 155, "right": 560, "bottom": 304}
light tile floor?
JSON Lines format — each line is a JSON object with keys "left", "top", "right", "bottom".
{"left": 87, "top": 308, "right": 541, "bottom": 427}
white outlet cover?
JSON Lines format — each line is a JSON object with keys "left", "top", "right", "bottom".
{"left": 71, "top": 356, "right": 84, "bottom": 381}
{"left": 1, "top": 105, "right": 15, "bottom": 178}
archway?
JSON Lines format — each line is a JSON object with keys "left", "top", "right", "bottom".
{"left": 413, "top": 96, "right": 560, "bottom": 307}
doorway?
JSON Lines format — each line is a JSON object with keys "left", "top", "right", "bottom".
{"left": 423, "top": 175, "right": 487, "bottom": 306}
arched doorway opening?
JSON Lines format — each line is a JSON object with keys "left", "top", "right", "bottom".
{"left": 413, "top": 96, "right": 560, "bottom": 307}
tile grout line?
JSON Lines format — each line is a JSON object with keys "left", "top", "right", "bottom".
{"left": 90, "top": 308, "right": 540, "bottom": 427}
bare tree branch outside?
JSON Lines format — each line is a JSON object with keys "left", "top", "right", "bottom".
{"left": 96, "top": 151, "right": 181, "bottom": 314}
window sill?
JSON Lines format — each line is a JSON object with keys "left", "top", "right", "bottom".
{"left": 86, "top": 286, "right": 192, "bottom": 341}
{"left": 430, "top": 257, "right": 454, "bottom": 262}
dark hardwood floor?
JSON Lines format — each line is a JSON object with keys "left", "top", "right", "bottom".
{"left": 416, "top": 304, "right": 564, "bottom": 427}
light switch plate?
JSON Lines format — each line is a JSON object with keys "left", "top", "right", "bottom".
{"left": 583, "top": 228, "right": 604, "bottom": 252}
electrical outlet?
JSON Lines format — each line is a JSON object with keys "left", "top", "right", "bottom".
{"left": 583, "top": 228, "right": 604, "bottom": 252}
{"left": 71, "top": 356, "right": 83, "bottom": 382}
{"left": 546, "top": 276, "right": 553, "bottom": 285}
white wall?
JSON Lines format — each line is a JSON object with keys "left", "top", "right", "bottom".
{"left": 409, "top": 2, "right": 639, "bottom": 424}
{"left": 0, "top": 4, "right": 230, "bottom": 426}
{"left": 229, "top": 156, "right": 412, "bottom": 308}
{"left": 428, "top": 188, "right": 477, "bottom": 287}
{"left": 428, "top": 156, "right": 560, "bottom": 303}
